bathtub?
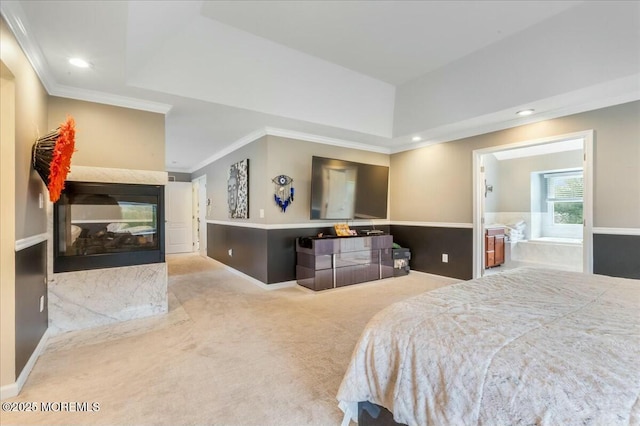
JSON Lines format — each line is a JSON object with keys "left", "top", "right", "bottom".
{"left": 507, "top": 238, "right": 582, "bottom": 272}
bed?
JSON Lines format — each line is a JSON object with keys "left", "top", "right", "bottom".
{"left": 336, "top": 267, "right": 640, "bottom": 425}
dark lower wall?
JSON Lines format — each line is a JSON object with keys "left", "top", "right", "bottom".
{"left": 15, "top": 241, "right": 47, "bottom": 378}
{"left": 207, "top": 223, "right": 268, "bottom": 283}
{"left": 267, "top": 227, "right": 324, "bottom": 284}
{"left": 593, "top": 233, "right": 640, "bottom": 279}
{"left": 390, "top": 225, "right": 473, "bottom": 280}
{"left": 207, "top": 224, "right": 640, "bottom": 284}
{"left": 208, "top": 222, "right": 465, "bottom": 284}
{"left": 207, "top": 223, "right": 348, "bottom": 284}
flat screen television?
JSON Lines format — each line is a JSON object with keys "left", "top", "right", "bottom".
{"left": 310, "top": 156, "right": 389, "bottom": 220}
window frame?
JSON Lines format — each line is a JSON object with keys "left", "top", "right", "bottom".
{"left": 545, "top": 170, "right": 584, "bottom": 226}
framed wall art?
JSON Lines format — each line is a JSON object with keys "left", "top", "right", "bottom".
{"left": 228, "top": 159, "right": 249, "bottom": 218}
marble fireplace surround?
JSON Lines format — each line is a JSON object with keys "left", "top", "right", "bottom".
{"left": 47, "top": 166, "right": 169, "bottom": 335}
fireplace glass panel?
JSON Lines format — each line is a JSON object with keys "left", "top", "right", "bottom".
{"left": 54, "top": 182, "right": 165, "bottom": 272}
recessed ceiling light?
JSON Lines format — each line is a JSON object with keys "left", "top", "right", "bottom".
{"left": 412, "top": 136, "right": 422, "bottom": 142}
{"left": 69, "top": 58, "right": 91, "bottom": 68}
{"left": 516, "top": 109, "right": 535, "bottom": 116}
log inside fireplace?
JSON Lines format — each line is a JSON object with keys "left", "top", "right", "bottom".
{"left": 53, "top": 181, "right": 165, "bottom": 273}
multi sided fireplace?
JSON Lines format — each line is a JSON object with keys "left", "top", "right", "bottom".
{"left": 53, "top": 181, "right": 165, "bottom": 273}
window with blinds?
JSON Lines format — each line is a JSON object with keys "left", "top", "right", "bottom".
{"left": 545, "top": 170, "right": 583, "bottom": 225}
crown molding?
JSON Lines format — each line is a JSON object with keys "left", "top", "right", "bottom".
{"left": 189, "top": 128, "right": 268, "bottom": 173}
{"left": 265, "top": 127, "right": 390, "bottom": 155}
{"left": 188, "top": 127, "right": 391, "bottom": 173}
{"left": 1, "top": 1, "right": 55, "bottom": 92}
{"left": 8, "top": 0, "right": 637, "bottom": 170}
{"left": 1, "top": 3, "right": 172, "bottom": 115}
{"left": 186, "top": 83, "right": 640, "bottom": 172}
{"left": 390, "top": 75, "right": 640, "bottom": 154}
{"left": 51, "top": 84, "right": 172, "bottom": 114}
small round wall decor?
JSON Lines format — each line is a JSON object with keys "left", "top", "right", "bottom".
{"left": 272, "top": 175, "right": 294, "bottom": 212}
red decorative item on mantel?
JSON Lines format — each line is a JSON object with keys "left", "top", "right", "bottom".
{"left": 32, "top": 116, "right": 76, "bottom": 202}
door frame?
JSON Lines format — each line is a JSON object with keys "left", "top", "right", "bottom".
{"left": 192, "top": 175, "right": 207, "bottom": 257}
{"left": 471, "top": 130, "right": 594, "bottom": 279}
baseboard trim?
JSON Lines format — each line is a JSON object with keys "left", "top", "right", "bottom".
{"left": 293, "top": 270, "right": 461, "bottom": 294}
{"left": 262, "top": 280, "right": 298, "bottom": 290}
{"left": 0, "top": 328, "right": 50, "bottom": 400}
{"left": 408, "top": 269, "right": 462, "bottom": 283}
{"left": 222, "top": 265, "right": 297, "bottom": 290}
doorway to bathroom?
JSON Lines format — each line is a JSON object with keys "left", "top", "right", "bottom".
{"left": 472, "top": 130, "right": 593, "bottom": 278}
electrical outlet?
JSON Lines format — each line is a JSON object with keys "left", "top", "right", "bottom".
{"left": 39, "top": 193, "right": 44, "bottom": 209}
{"left": 260, "top": 209, "right": 264, "bottom": 218}
{"left": 39, "top": 295, "right": 44, "bottom": 312}
{"left": 228, "top": 249, "right": 233, "bottom": 257}
{"left": 442, "top": 253, "right": 449, "bottom": 263}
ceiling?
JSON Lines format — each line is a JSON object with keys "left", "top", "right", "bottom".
{"left": 2, "top": 1, "right": 639, "bottom": 172}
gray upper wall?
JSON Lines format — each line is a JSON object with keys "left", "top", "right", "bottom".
{"left": 191, "top": 101, "right": 638, "bottom": 230}
{"left": 191, "top": 135, "right": 389, "bottom": 225}
{"left": 486, "top": 150, "right": 583, "bottom": 213}
{"left": 192, "top": 136, "right": 268, "bottom": 223}
{"left": 168, "top": 172, "right": 192, "bottom": 182}
{"left": 48, "top": 97, "right": 166, "bottom": 172}
{"left": 391, "top": 100, "right": 640, "bottom": 228}
{"left": 264, "top": 136, "right": 389, "bottom": 225}
{"left": 1, "top": 17, "right": 48, "bottom": 241}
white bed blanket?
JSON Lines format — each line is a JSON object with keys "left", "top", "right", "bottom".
{"left": 337, "top": 268, "right": 640, "bottom": 425}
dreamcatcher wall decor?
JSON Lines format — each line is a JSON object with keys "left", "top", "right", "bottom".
{"left": 272, "top": 175, "right": 294, "bottom": 212}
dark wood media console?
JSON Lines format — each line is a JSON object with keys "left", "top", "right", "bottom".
{"left": 296, "top": 234, "right": 394, "bottom": 291}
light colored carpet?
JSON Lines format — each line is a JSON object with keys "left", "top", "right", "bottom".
{"left": 2, "top": 254, "right": 457, "bottom": 425}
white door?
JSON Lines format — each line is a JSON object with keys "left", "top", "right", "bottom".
{"left": 165, "top": 182, "right": 193, "bottom": 254}
{"left": 192, "top": 180, "right": 200, "bottom": 252}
